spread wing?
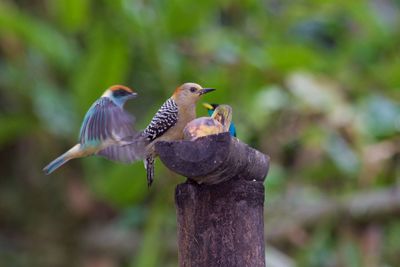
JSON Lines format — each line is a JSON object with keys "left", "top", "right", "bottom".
{"left": 97, "top": 136, "right": 147, "bottom": 163}
{"left": 142, "top": 97, "right": 178, "bottom": 141}
{"left": 79, "top": 97, "right": 143, "bottom": 163}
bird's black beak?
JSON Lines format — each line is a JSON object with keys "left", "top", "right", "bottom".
{"left": 198, "top": 88, "right": 216, "bottom": 95}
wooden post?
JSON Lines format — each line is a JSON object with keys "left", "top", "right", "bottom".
{"left": 155, "top": 133, "right": 270, "bottom": 267}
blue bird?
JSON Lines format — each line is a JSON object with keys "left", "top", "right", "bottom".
{"left": 43, "top": 85, "right": 143, "bottom": 174}
{"left": 202, "top": 103, "right": 237, "bottom": 137}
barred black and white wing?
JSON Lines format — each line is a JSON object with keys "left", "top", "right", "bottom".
{"left": 142, "top": 97, "right": 178, "bottom": 141}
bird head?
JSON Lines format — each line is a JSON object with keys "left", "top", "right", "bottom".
{"left": 103, "top": 85, "right": 137, "bottom": 107}
{"left": 211, "top": 104, "right": 232, "bottom": 132}
{"left": 172, "top": 83, "right": 215, "bottom": 106}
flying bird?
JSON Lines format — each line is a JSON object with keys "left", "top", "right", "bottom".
{"left": 43, "top": 85, "right": 142, "bottom": 174}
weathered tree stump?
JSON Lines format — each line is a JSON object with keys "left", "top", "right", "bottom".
{"left": 155, "top": 133, "right": 270, "bottom": 267}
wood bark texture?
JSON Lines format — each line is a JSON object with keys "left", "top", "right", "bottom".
{"left": 156, "top": 133, "right": 270, "bottom": 267}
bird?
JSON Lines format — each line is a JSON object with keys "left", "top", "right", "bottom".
{"left": 43, "top": 85, "right": 142, "bottom": 175}
{"left": 203, "top": 103, "right": 237, "bottom": 137}
{"left": 139, "top": 82, "right": 215, "bottom": 187}
{"left": 183, "top": 104, "right": 232, "bottom": 141}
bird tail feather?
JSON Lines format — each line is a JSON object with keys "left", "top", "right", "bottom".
{"left": 145, "top": 155, "right": 155, "bottom": 188}
{"left": 43, "top": 144, "right": 80, "bottom": 175}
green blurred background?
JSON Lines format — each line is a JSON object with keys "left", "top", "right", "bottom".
{"left": 1, "top": 0, "right": 400, "bottom": 266}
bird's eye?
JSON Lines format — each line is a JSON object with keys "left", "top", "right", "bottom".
{"left": 190, "top": 87, "right": 197, "bottom": 93}
{"left": 113, "top": 89, "right": 128, "bottom": 97}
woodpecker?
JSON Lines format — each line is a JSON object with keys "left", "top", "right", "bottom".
{"left": 43, "top": 85, "right": 141, "bottom": 174}
{"left": 140, "top": 83, "right": 215, "bottom": 186}
{"left": 184, "top": 104, "right": 232, "bottom": 141}
{"left": 203, "top": 103, "right": 237, "bottom": 137}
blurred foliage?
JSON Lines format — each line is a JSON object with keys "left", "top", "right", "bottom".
{"left": 0, "top": 0, "right": 399, "bottom": 267}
